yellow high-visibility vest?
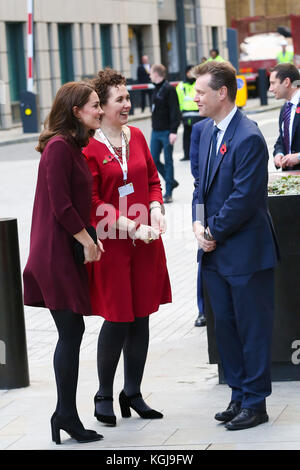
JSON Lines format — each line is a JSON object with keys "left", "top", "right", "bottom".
{"left": 277, "top": 51, "right": 294, "bottom": 64}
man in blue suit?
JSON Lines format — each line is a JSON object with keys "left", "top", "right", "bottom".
{"left": 191, "top": 61, "right": 279, "bottom": 430}
{"left": 269, "top": 63, "right": 300, "bottom": 171}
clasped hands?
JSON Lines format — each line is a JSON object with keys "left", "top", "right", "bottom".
{"left": 84, "top": 239, "right": 104, "bottom": 264}
{"left": 193, "top": 221, "right": 216, "bottom": 252}
{"left": 135, "top": 207, "right": 166, "bottom": 244}
{"left": 274, "top": 153, "right": 299, "bottom": 169}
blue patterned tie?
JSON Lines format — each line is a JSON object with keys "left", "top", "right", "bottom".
{"left": 283, "top": 102, "right": 292, "bottom": 154}
{"left": 205, "top": 125, "right": 219, "bottom": 192}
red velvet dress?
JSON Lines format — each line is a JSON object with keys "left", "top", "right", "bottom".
{"left": 83, "top": 126, "right": 172, "bottom": 322}
{"left": 23, "top": 136, "right": 94, "bottom": 315}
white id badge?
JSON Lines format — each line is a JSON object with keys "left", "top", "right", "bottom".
{"left": 118, "top": 182, "right": 134, "bottom": 197}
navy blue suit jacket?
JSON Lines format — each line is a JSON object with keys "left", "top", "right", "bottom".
{"left": 192, "top": 109, "right": 279, "bottom": 277}
{"left": 273, "top": 100, "right": 300, "bottom": 170}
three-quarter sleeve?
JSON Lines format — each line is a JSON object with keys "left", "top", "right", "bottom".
{"left": 45, "top": 140, "right": 85, "bottom": 235}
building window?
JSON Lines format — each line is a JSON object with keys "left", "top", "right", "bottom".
{"left": 100, "top": 25, "right": 113, "bottom": 68}
{"left": 184, "top": 0, "right": 198, "bottom": 64}
{"left": 212, "top": 26, "right": 219, "bottom": 50}
{"left": 58, "top": 23, "right": 74, "bottom": 84}
{"left": 6, "top": 22, "right": 26, "bottom": 122}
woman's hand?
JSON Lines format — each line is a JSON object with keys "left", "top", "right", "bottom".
{"left": 94, "top": 239, "right": 105, "bottom": 262}
{"left": 83, "top": 242, "right": 99, "bottom": 263}
{"left": 150, "top": 207, "right": 166, "bottom": 234}
{"left": 135, "top": 224, "right": 159, "bottom": 244}
{"left": 84, "top": 239, "right": 105, "bottom": 264}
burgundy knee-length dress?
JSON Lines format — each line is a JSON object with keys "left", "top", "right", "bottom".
{"left": 83, "top": 126, "right": 172, "bottom": 322}
{"left": 23, "top": 136, "right": 94, "bottom": 315}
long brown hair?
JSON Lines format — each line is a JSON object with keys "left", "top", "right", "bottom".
{"left": 36, "top": 81, "right": 96, "bottom": 153}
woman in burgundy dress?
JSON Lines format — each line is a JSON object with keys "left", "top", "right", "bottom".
{"left": 23, "top": 82, "right": 104, "bottom": 444}
{"left": 83, "top": 68, "right": 172, "bottom": 426}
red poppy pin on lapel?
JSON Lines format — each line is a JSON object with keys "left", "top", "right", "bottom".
{"left": 220, "top": 143, "right": 227, "bottom": 155}
{"left": 296, "top": 107, "right": 300, "bottom": 114}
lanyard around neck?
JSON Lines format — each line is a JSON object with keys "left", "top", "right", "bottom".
{"left": 98, "top": 128, "right": 128, "bottom": 182}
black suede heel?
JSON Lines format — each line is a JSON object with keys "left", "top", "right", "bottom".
{"left": 119, "top": 390, "right": 163, "bottom": 419}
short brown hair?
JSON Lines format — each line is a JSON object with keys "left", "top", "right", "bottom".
{"left": 93, "top": 67, "right": 126, "bottom": 105}
{"left": 271, "top": 63, "right": 300, "bottom": 86}
{"left": 151, "top": 64, "right": 167, "bottom": 78}
{"left": 36, "top": 81, "right": 96, "bottom": 153}
{"left": 192, "top": 61, "right": 237, "bottom": 102}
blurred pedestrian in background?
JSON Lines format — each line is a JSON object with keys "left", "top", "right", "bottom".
{"left": 149, "top": 64, "right": 181, "bottom": 203}
{"left": 276, "top": 40, "right": 294, "bottom": 64}
{"left": 137, "top": 55, "right": 152, "bottom": 112}
{"left": 269, "top": 63, "right": 300, "bottom": 171}
{"left": 207, "top": 48, "right": 225, "bottom": 62}
{"left": 176, "top": 65, "right": 205, "bottom": 161}
{"left": 83, "top": 68, "right": 171, "bottom": 427}
{"left": 23, "top": 81, "right": 104, "bottom": 445}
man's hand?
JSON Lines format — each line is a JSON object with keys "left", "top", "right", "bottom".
{"left": 169, "top": 133, "right": 177, "bottom": 146}
{"left": 281, "top": 153, "right": 300, "bottom": 168}
{"left": 193, "top": 222, "right": 216, "bottom": 252}
{"left": 274, "top": 153, "right": 283, "bottom": 168}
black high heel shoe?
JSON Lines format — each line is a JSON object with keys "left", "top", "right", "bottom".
{"left": 119, "top": 390, "right": 163, "bottom": 419}
{"left": 50, "top": 413, "right": 103, "bottom": 444}
{"left": 94, "top": 395, "right": 117, "bottom": 426}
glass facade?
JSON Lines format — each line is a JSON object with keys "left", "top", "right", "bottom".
{"left": 58, "top": 23, "right": 74, "bottom": 84}
{"left": 184, "top": 0, "right": 198, "bottom": 64}
{"left": 6, "top": 22, "right": 26, "bottom": 122}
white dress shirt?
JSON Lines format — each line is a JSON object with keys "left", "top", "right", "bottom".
{"left": 214, "top": 105, "right": 238, "bottom": 153}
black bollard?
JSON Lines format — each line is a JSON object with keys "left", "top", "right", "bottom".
{"left": 258, "top": 68, "right": 268, "bottom": 106}
{"left": 0, "top": 219, "right": 30, "bottom": 389}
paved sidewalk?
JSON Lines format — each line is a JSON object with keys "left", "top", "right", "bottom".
{"left": 0, "top": 112, "right": 300, "bottom": 451}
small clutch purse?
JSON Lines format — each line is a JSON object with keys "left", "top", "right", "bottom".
{"left": 73, "top": 226, "right": 98, "bottom": 265}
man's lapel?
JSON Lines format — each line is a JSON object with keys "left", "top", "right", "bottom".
{"left": 198, "top": 119, "right": 213, "bottom": 200}
{"left": 206, "top": 109, "right": 243, "bottom": 195}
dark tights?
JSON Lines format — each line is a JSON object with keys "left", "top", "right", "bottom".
{"left": 50, "top": 309, "right": 85, "bottom": 419}
{"left": 96, "top": 317, "right": 150, "bottom": 416}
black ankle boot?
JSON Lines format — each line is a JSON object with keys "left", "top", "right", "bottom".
{"left": 94, "top": 395, "right": 116, "bottom": 426}
{"left": 119, "top": 390, "right": 163, "bottom": 419}
{"left": 51, "top": 413, "right": 103, "bottom": 445}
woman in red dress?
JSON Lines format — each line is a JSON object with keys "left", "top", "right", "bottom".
{"left": 23, "top": 82, "right": 104, "bottom": 444}
{"left": 84, "top": 68, "right": 172, "bottom": 426}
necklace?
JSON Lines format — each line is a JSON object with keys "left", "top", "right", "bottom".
{"left": 110, "top": 130, "right": 129, "bottom": 162}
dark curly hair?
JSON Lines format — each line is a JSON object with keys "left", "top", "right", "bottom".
{"left": 93, "top": 67, "right": 127, "bottom": 105}
{"left": 36, "top": 81, "right": 96, "bottom": 153}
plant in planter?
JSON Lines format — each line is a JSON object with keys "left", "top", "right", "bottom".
{"left": 268, "top": 175, "right": 300, "bottom": 195}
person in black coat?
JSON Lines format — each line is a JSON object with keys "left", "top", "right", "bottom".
{"left": 269, "top": 63, "right": 300, "bottom": 171}
{"left": 137, "top": 55, "right": 152, "bottom": 112}
{"left": 149, "top": 63, "right": 181, "bottom": 203}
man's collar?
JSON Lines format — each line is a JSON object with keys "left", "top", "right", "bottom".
{"left": 289, "top": 88, "right": 300, "bottom": 106}
{"left": 214, "top": 106, "right": 238, "bottom": 133}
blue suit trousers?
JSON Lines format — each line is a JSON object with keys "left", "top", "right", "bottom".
{"left": 203, "top": 267, "right": 274, "bottom": 411}
{"left": 150, "top": 130, "right": 174, "bottom": 196}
